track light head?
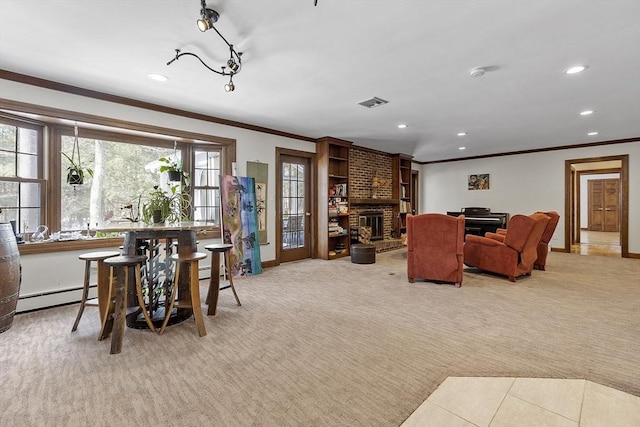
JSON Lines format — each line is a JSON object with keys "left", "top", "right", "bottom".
{"left": 197, "top": 5, "right": 219, "bottom": 32}
{"left": 227, "top": 58, "right": 240, "bottom": 73}
{"left": 225, "top": 80, "right": 235, "bottom": 92}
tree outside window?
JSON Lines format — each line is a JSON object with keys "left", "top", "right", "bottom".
{"left": 60, "top": 133, "right": 176, "bottom": 231}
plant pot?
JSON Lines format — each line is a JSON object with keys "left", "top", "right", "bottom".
{"left": 68, "top": 170, "right": 84, "bottom": 185}
{"left": 167, "top": 170, "right": 181, "bottom": 182}
{"left": 152, "top": 210, "right": 164, "bottom": 224}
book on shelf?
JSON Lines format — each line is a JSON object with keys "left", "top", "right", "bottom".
{"left": 329, "top": 183, "right": 348, "bottom": 197}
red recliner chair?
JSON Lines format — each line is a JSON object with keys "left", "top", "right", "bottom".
{"left": 487, "top": 211, "right": 560, "bottom": 270}
{"left": 407, "top": 213, "right": 465, "bottom": 287}
{"left": 463, "top": 213, "right": 549, "bottom": 282}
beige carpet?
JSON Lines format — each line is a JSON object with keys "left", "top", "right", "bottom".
{"left": 1, "top": 250, "right": 638, "bottom": 426}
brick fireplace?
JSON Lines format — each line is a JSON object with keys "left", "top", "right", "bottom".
{"left": 349, "top": 147, "right": 398, "bottom": 245}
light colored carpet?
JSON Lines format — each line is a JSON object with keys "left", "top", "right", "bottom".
{"left": 1, "top": 250, "right": 638, "bottom": 426}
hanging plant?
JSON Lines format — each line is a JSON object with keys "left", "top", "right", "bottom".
{"left": 61, "top": 123, "right": 93, "bottom": 186}
{"left": 158, "top": 141, "right": 190, "bottom": 186}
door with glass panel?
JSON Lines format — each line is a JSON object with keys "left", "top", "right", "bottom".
{"left": 279, "top": 153, "right": 312, "bottom": 263}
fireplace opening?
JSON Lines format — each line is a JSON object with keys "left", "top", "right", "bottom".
{"left": 359, "top": 211, "right": 384, "bottom": 241}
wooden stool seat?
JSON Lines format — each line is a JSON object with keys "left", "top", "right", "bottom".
{"left": 71, "top": 251, "right": 120, "bottom": 334}
{"left": 204, "top": 243, "right": 241, "bottom": 316}
{"left": 103, "top": 255, "right": 153, "bottom": 354}
{"left": 159, "top": 252, "right": 208, "bottom": 337}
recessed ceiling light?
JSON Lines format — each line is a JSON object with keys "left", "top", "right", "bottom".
{"left": 469, "top": 67, "right": 486, "bottom": 78}
{"left": 565, "top": 65, "right": 588, "bottom": 75}
{"left": 397, "top": 124, "right": 407, "bottom": 129}
{"left": 580, "top": 110, "right": 594, "bottom": 116}
{"left": 457, "top": 132, "right": 467, "bottom": 136}
{"left": 587, "top": 131, "right": 599, "bottom": 136}
{"left": 458, "top": 146, "right": 466, "bottom": 150}
{"left": 147, "top": 73, "right": 168, "bottom": 82}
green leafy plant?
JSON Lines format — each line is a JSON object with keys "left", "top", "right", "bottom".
{"left": 158, "top": 156, "right": 190, "bottom": 186}
{"left": 142, "top": 185, "right": 192, "bottom": 224}
{"left": 62, "top": 151, "right": 93, "bottom": 185}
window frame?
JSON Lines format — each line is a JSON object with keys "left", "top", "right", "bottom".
{"left": 191, "top": 145, "right": 223, "bottom": 225}
{"left": 0, "top": 115, "right": 46, "bottom": 232}
{"left": 0, "top": 99, "right": 236, "bottom": 254}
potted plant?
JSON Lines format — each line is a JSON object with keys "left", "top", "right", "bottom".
{"left": 142, "top": 185, "right": 193, "bottom": 224}
{"left": 158, "top": 156, "right": 190, "bottom": 185}
{"left": 61, "top": 123, "right": 93, "bottom": 186}
{"left": 142, "top": 186, "right": 171, "bottom": 224}
{"left": 62, "top": 151, "right": 93, "bottom": 185}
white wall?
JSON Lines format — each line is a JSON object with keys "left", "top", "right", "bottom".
{"left": 418, "top": 141, "right": 640, "bottom": 252}
{"left": 579, "top": 173, "right": 619, "bottom": 226}
{"left": 1, "top": 79, "right": 315, "bottom": 311}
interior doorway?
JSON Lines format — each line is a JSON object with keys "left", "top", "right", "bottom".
{"left": 411, "top": 170, "right": 419, "bottom": 215}
{"left": 565, "top": 155, "right": 628, "bottom": 257}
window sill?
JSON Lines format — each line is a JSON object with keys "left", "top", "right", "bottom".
{"left": 18, "top": 237, "right": 124, "bottom": 255}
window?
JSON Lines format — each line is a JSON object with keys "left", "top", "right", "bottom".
{"left": 192, "top": 148, "right": 221, "bottom": 225}
{"left": 0, "top": 106, "right": 232, "bottom": 244}
{"left": 282, "top": 161, "right": 306, "bottom": 248}
{"left": 59, "top": 128, "right": 177, "bottom": 231}
{"left": 0, "top": 118, "right": 43, "bottom": 234}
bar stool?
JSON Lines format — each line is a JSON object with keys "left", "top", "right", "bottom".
{"left": 102, "top": 255, "right": 153, "bottom": 354}
{"left": 159, "top": 252, "right": 208, "bottom": 337}
{"left": 71, "top": 251, "right": 120, "bottom": 333}
{"left": 204, "top": 243, "right": 241, "bottom": 316}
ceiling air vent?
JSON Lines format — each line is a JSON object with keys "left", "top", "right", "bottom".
{"left": 358, "top": 97, "right": 389, "bottom": 108}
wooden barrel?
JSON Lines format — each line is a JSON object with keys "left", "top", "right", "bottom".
{"left": 0, "top": 223, "right": 21, "bottom": 333}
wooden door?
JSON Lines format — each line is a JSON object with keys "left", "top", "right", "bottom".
{"left": 279, "top": 154, "right": 312, "bottom": 262}
{"left": 588, "top": 179, "right": 619, "bottom": 232}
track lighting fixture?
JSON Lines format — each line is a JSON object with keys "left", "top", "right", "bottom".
{"left": 167, "top": 0, "right": 243, "bottom": 92}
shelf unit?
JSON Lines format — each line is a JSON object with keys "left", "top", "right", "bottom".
{"left": 392, "top": 154, "right": 413, "bottom": 237}
{"left": 317, "top": 137, "right": 352, "bottom": 260}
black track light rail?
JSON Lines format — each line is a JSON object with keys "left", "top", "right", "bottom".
{"left": 167, "top": 49, "right": 240, "bottom": 77}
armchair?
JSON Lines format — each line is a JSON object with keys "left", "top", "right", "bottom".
{"left": 487, "top": 211, "right": 559, "bottom": 270}
{"left": 464, "top": 213, "right": 549, "bottom": 282}
{"left": 407, "top": 213, "right": 465, "bottom": 287}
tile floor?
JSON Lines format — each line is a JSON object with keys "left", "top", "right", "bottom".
{"left": 401, "top": 377, "right": 640, "bottom": 427}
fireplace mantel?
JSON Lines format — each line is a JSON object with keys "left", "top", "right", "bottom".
{"left": 350, "top": 198, "right": 399, "bottom": 205}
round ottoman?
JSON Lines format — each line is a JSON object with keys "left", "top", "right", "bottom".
{"left": 351, "top": 243, "right": 376, "bottom": 264}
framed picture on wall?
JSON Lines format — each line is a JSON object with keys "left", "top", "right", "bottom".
{"left": 468, "top": 174, "right": 490, "bottom": 190}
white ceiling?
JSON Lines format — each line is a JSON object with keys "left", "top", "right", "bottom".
{"left": 1, "top": 0, "right": 639, "bottom": 162}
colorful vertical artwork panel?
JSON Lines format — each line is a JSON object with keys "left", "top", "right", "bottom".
{"left": 220, "top": 175, "right": 263, "bottom": 277}
{"left": 246, "top": 161, "right": 268, "bottom": 244}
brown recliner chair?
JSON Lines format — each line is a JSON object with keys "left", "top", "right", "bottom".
{"left": 487, "top": 211, "right": 560, "bottom": 270}
{"left": 407, "top": 213, "right": 465, "bottom": 287}
{"left": 464, "top": 213, "right": 550, "bottom": 282}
